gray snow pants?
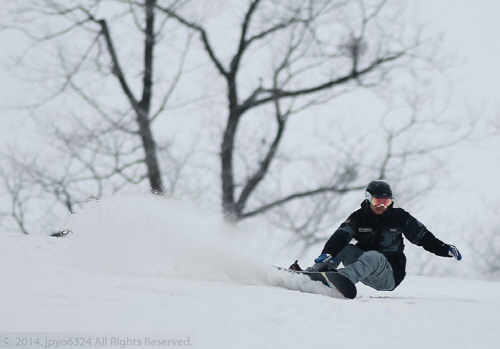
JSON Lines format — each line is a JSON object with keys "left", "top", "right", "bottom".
{"left": 336, "top": 245, "right": 396, "bottom": 291}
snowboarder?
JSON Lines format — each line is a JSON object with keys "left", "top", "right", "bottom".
{"left": 305, "top": 180, "right": 462, "bottom": 291}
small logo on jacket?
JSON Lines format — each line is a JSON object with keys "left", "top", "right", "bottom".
{"left": 359, "top": 228, "right": 372, "bottom": 232}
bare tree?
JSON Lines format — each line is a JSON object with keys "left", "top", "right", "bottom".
{"left": 1, "top": 0, "right": 476, "bottom": 241}
{"left": 159, "top": 0, "right": 455, "bottom": 221}
{"left": 0, "top": 163, "right": 33, "bottom": 235}
{"left": 0, "top": 150, "right": 64, "bottom": 235}
{"left": 465, "top": 207, "right": 500, "bottom": 280}
{"left": 0, "top": 0, "right": 206, "bottom": 234}
{"left": 3, "top": 0, "right": 195, "bottom": 195}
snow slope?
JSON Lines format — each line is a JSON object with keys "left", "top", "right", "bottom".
{"left": 1, "top": 195, "right": 499, "bottom": 349}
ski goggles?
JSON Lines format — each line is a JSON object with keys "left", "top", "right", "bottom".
{"left": 370, "top": 197, "right": 393, "bottom": 207}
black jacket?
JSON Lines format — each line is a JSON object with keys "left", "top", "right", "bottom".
{"left": 321, "top": 201, "right": 451, "bottom": 288}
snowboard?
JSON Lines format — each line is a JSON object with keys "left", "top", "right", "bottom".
{"left": 277, "top": 267, "right": 357, "bottom": 299}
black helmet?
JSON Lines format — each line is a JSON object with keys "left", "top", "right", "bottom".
{"left": 365, "top": 180, "right": 393, "bottom": 200}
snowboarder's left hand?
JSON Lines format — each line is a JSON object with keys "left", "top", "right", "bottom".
{"left": 448, "top": 245, "right": 462, "bottom": 260}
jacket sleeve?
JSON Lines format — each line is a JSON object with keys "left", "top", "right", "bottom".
{"left": 321, "top": 215, "right": 357, "bottom": 257}
{"left": 403, "top": 214, "right": 450, "bottom": 257}
{"left": 418, "top": 230, "right": 451, "bottom": 257}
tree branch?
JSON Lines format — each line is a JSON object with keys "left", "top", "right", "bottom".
{"left": 156, "top": 4, "right": 229, "bottom": 78}
{"left": 97, "top": 18, "right": 139, "bottom": 112}
{"left": 248, "top": 51, "right": 405, "bottom": 111}
{"left": 236, "top": 98, "right": 288, "bottom": 214}
{"left": 240, "top": 184, "right": 365, "bottom": 220}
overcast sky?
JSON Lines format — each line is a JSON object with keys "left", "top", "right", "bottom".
{"left": 415, "top": 0, "right": 500, "bottom": 218}
{"left": 420, "top": 0, "right": 500, "bottom": 100}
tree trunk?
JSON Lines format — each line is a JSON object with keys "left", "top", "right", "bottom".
{"left": 138, "top": 0, "right": 163, "bottom": 194}
{"left": 137, "top": 108, "right": 163, "bottom": 194}
{"left": 221, "top": 76, "right": 241, "bottom": 220}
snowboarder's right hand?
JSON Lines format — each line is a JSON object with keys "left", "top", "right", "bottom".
{"left": 305, "top": 254, "right": 340, "bottom": 272}
{"left": 314, "top": 253, "right": 338, "bottom": 264}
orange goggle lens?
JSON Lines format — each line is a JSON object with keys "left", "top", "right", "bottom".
{"left": 370, "top": 197, "right": 392, "bottom": 207}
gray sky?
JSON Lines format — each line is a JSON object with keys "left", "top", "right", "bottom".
{"left": 415, "top": 0, "right": 500, "bottom": 221}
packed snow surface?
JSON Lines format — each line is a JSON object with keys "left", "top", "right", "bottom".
{"left": 1, "top": 195, "right": 499, "bottom": 349}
